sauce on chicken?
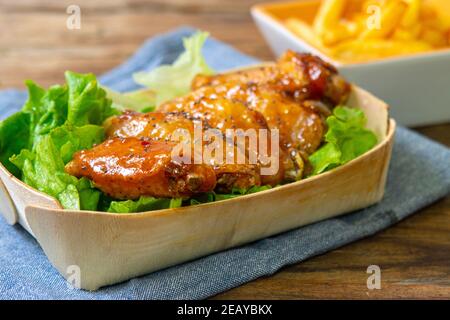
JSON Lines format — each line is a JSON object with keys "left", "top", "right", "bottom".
{"left": 65, "top": 137, "right": 216, "bottom": 199}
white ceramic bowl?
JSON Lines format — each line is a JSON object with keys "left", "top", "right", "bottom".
{"left": 251, "top": 1, "right": 450, "bottom": 127}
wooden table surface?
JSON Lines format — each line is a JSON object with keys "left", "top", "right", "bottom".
{"left": 1, "top": 0, "right": 449, "bottom": 299}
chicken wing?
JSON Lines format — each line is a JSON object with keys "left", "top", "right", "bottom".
{"left": 65, "top": 137, "right": 216, "bottom": 199}
{"left": 167, "top": 82, "right": 326, "bottom": 156}
{"left": 105, "top": 111, "right": 197, "bottom": 141}
{"left": 191, "top": 51, "right": 350, "bottom": 179}
{"left": 158, "top": 86, "right": 269, "bottom": 132}
{"left": 192, "top": 50, "right": 350, "bottom": 106}
{"left": 158, "top": 88, "right": 286, "bottom": 186}
{"left": 105, "top": 111, "right": 265, "bottom": 192}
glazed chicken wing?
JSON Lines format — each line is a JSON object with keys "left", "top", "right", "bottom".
{"left": 242, "top": 85, "right": 328, "bottom": 180}
{"left": 170, "top": 82, "right": 326, "bottom": 156}
{"left": 157, "top": 86, "right": 269, "bottom": 132}
{"left": 192, "top": 50, "right": 350, "bottom": 106}
{"left": 157, "top": 82, "right": 322, "bottom": 180}
{"left": 158, "top": 87, "right": 286, "bottom": 186}
{"left": 105, "top": 111, "right": 197, "bottom": 140}
{"left": 191, "top": 51, "right": 350, "bottom": 179}
{"left": 65, "top": 137, "right": 216, "bottom": 199}
{"left": 106, "top": 111, "right": 264, "bottom": 192}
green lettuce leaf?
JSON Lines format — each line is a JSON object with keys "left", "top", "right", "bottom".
{"left": 77, "top": 177, "right": 101, "bottom": 211}
{"left": 0, "top": 81, "right": 69, "bottom": 178}
{"left": 189, "top": 185, "right": 273, "bottom": 205}
{"left": 23, "top": 81, "right": 68, "bottom": 140}
{"left": 189, "top": 192, "right": 216, "bottom": 205}
{"left": 0, "top": 111, "right": 31, "bottom": 177}
{"left": 309, "top": 106, "right": 378, "bottom": 175}
{"left": 103, "top": 87, "right": 156, "bottom": 113}
{"left": 133, "top": 31, "right": 214, "bottom": 106}
{"left": 0, "top": 71, "right": 115, "bottom": 210}
{"left": 108, "top": 197, "right": 183, "bottom": 214}
{"left": 10, "top": 134, "right": 80, "bottom": 209}
{"left": 65, "top": 71, "right": 117, "bottom": 126}
{"left": 50, "top": 124, "right": 104, "bottom": 164}
{"left": 108, "top": 185, "right": 273, "bottom": 213}
{"left": 9, "top": 124, "right": 104, "bottom": 210}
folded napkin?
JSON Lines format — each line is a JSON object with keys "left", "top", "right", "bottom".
{"left": 0, "top": 27, "right": 449, "bottom": 300}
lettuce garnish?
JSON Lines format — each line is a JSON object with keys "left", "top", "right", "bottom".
{"left": 104, "top": 32, "right": 213, "bottom": 112}
{"left": 107, "top": 197, "right": 183, "bottom": 214}
{"left": 189, "top": 185, "right": 273, "bottom": 205}
{"left": 107, "top": 186, "right": 272, "bottom": 214}
{"left": 133, "top": 31, "right": 214, "bottom": 106}
{"left": 103, "top": 87, "right": 156, "bottom": 113}
{"left": 0, "top": 71, "right": 117, "bottom": 210}
{"left": 309, "top": 106, "right": 378, "bottom": 175}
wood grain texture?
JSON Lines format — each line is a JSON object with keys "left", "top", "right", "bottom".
{"left": 0, "top": 0, "right": 448, "bottom": 299}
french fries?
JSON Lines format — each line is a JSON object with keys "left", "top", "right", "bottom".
{"left": 359, "top": 0, "right": 408, "bottom": 39}
{"left": 392, "top": 26, "right": 421, "bottom": 41}
{"left": 420, "top": 27, "right": 447, "bottom": 47}
{"left": 401, "top": 0, "right": 420, "bottom": 28}
{"left": 285, "top": 0, "right": 450, "bottom": 63}
{"left": 313, "top": 0, "right": 347, "bottom": 37}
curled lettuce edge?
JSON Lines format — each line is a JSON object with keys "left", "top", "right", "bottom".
{"left": 132, "top": 31, "right": 214, "bottom": 106}
{"left": 0, "top": 71, "right": 114, "bottom": 211}
{"left": 308, "top": 106, "right": 378, "bottom": 176}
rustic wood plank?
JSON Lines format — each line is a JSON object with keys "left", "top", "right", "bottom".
{"left": 0, "top": 0, "right": 271, "bottom": 89}
{"left": 0, "top": 0, "right": 448, "bottom": 299}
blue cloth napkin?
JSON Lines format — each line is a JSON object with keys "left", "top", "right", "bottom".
{"left": 0, "top": 27, "right": 449, "bottom": 300}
